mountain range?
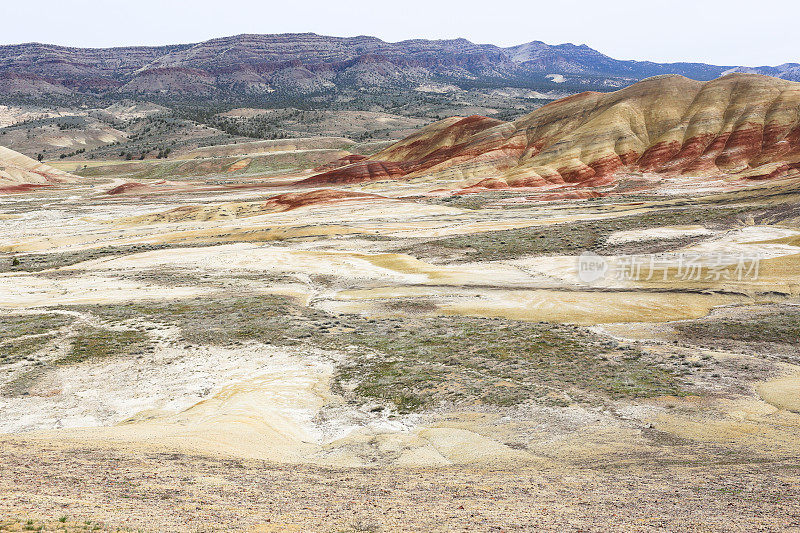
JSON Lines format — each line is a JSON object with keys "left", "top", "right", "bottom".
{"left": 0, "top": 33, "right": 797, "bottom": 100}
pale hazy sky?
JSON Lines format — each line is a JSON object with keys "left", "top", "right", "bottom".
{"left": 3, "top": 0, "right": 798, "bottom": 67}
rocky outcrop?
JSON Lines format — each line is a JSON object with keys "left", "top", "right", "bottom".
{"left": 309, "top": 74, "right": 800, "bottom": 187}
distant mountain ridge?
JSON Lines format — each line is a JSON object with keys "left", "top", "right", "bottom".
{"left": 0, "top": 33, "right": 796, "bottom": 99}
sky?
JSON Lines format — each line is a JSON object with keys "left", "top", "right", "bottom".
{"left": 2, "top": 0, "right": 798, "bottom": 67}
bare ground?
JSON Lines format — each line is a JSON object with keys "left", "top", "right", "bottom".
{"left": 2, "top": 439, "right": 800, "bottom": 532}
{"left": 4, "top": 159, "right": 800, "bottom": 531}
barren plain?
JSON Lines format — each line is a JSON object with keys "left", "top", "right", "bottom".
{"left": 3, "top": 79, "right": 800, "bottom": 530}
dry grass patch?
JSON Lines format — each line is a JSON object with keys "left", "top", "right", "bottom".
{"left": 70, "top": 296, "right": 683, "bottom": 413}
{"left": 57, "top": 328, "right": 150, "bottom": 365}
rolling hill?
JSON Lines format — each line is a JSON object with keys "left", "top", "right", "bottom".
{"left": 303, "top": 74, "right": 800, "bottom": 188}
{"left": 0, "top": 145, "right": 76, "bottom": 191}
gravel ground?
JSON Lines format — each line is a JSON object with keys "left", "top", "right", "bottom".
{"left": 1, "top": 439, "right": 799, "bottom": 532}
